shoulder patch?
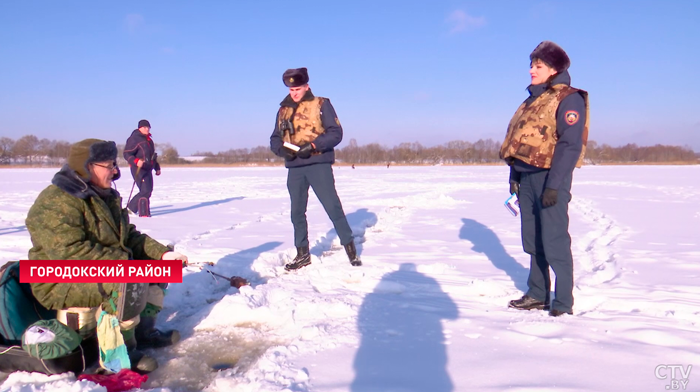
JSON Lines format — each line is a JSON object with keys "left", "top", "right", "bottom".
{"left": 565, "top": 110, "right": 579, "bottom": 125}
{"left": 335, "top": 117, "right": 341, "bottom": 126}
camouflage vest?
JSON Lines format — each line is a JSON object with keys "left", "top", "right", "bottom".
{"left": 500, "top": 84, "right": 589, "bottom": 169}
{"left": 278, "top": 97, "right": 326, "bottom": 146}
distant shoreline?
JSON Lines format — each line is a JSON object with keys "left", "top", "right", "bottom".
{"left": 1, "top": 161, "right": 698, "bottom": 169}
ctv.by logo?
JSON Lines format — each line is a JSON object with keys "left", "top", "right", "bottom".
{"left": 655, "top": 365, "right": 692, "bottom": 390}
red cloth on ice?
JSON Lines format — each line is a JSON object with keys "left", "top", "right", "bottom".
{"left": 78, "top": 369, "right": 148, "bottom": 392}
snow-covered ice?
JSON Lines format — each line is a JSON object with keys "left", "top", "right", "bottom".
{"left": 0, "top": 165, "right": 698, "bottom": 391}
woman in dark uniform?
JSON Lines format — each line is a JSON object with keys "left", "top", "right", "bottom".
{"left": 500, "top": 41, "right": 589, "bottom": 317}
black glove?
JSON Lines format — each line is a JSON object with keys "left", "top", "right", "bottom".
{"left": 509, "top": 181, "right": 519, "bottom": 197}
{"left": 542, "top": 188, "right": 558, "bottom": 207}
{"left": 283, "top": 149, "right": 296, "bottom": 161}
{"left": 297, "top": 143, "right": 315, "bottom": 159}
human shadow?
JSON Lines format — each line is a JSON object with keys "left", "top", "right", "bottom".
{"left": 352, "top": 263, "right": 458, "bottom": 392}
{"left": 459, "top": 218, "right": 528, "bottom": 292}
{"left": 310, "top": 208, "right": 378, "bottom": 258}
{"left": 0, "top": 226, "right": 26, "bottom": 236}
{"left": 158, "top": 241, "right": 283, "bottom": 335}
{"left": 158, "top": 241, "right": 282, "bottom": 338}
{"left": 150, "top": 204, "right": 173, "bottom": 210}
{"left": 215, "top": 241, "right": 283, "bottom": 286}
{"left": 151, "top": 197, "right": 244, "bottom": 216}
{"left": 130, "top": 240, "right": 286, "bottom": 390}
{"left": 146, "top": 242, "right": 283, "bottom": 390}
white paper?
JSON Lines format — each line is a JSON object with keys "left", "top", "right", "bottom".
{"left": 283, "top": 142, "right": 300, "bottom": 152}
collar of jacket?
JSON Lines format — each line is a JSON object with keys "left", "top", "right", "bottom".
{"left": 280, "top": 89, "right": 315, "bottom": 108}
{"left": 131, "top": 129, "right": 152, "bottom": 140}
{"left": 51, "top": 165, "right": 123, "bottom": 237}
{"left": 52, "top": 164, "right": 119, "bottom": 200}
{"left": 527, "top": 70, "right": 571, "bottom": 98}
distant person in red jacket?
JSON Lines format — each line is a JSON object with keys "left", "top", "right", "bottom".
{"left": 123, "top": 119, "right": 161, "bottom": 217}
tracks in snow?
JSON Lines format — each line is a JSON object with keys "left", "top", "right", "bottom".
{"left": 570, "top": 197, "right": 626, "bottom": 287}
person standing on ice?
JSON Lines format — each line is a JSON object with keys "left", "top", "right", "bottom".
{"left": 123, "top": 119, "right": 161, "bottom": 217}
{"left": 25, "top": 138, "right": 187, "bottom": 372}
{"left": 269, "top": 67, "right": 361, "bottom": 270}
{"left": 499, "top": 41, "right": 589, "bottom": 317}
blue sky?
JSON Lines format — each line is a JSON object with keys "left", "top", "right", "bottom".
{"left": 1, "top": 1, "right": 698, "bottom": 154}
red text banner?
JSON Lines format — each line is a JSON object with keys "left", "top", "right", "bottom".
{"left": 19, "top": 260, "right": 183, "bottom": 283}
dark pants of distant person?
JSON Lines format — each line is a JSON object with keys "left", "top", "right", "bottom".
{"left": 287, "top": 163, "right": 353, "bottom": 248}
{"left": 128, "top": 166, "right": 154, "bottom": 217}
{"left": 518, "top": 169, "right": 574, "bottom": 313}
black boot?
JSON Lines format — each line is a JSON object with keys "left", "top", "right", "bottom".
{"left": 508, "top": 295, "right": 547, "bottom": 310}
{"left": 285, "top": 246, "right": 311, "bottom": 271}
{"left": 124, "top": 335, "right": 158, "bottom": 373}
{"left": 549, "top": 309, "right": 573, "bottom": 317}
{"left": 344, "top": 241, "right": 362, "bottom": 267}
{"left": 129, "top": 349, "right": 159, "bottom": 373}
{"left": 135, "top": 315, "right": 180, "bottom": 349}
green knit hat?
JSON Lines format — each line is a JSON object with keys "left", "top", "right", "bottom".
{"left": 67, "top": 139, "right": 120, "bottom": 180}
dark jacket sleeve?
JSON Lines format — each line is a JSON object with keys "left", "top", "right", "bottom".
{"left": 123, "top": 135, "right": 140, "bottom": 166}
{"left": 509, "top": 166, "right": 521, "bottom": 183}
{"left": 312, "top": 100, "right": 343, "bottom": 152}
{"left": 270, "top": 111, "right": 284, "bottom": 157}
{"left": 153, "top": 152, "right": 161, "bottom": 172}
{"left": 546, "top": 92, "right": 586, "bottom": 190}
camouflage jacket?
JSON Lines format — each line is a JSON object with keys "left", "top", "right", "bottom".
{"left": 26, "top": 165, "right": 169, "bottom": 309}
{"left": 269, "top": 89, "right": 343, "bottom": 168}
{"left": 500, "top": 84, "right": 589, "bottom": 169}
{"left": 278, "top": 96, "right": 326, "bottom": 146}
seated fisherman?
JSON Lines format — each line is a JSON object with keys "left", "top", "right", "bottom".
{"left": 24, "top": 138, "right": 188, "bottom": 373}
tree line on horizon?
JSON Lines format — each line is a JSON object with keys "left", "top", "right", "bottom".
{"left": 0, "top": 135, "right": 698, "bottom": 166}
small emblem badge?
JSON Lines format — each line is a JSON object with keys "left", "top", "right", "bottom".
{"left": 565, "top": 111, "right": 579, "bottom": 125}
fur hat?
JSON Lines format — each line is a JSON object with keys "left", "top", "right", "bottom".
{"left": 138, "top": 119, "right": 151, "bottom": 129}
{"left": 530, "top": 41, "right": 570, "bottom": 73}
{"left": 67, "top": 139, "right": 120, "bottom": 181}
{"left": 283, "top": 68, "right": 309, "bottom": 87}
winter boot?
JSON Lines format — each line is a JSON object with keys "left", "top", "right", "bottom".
{"left": 508, "top": 295, "right": 547, "bottom": 311}
{"left": 135, "top": 315, "right": 180, "bottom": 349}
{"left": 549, "top": 309, "right": 573, "bottom": 317}
{"left": 124, "top": 334, "right": 158, "bottom": 373}
{"left": 285, "top": 246, "right": 311, "bottom": 271}
{"left": 129, "top": 349, "right": 159, "bottom": 374}
{"left": 344, "top": 241, "right": 362, "bottom": 267}
{"left": 138, "top": 198, "right": 151, "bottom": 217}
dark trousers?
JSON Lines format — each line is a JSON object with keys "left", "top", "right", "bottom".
{"left": 287, "top": 163, "right": 353, "bottom": 248}
{"left": 519, "top": 170, "right": 574, "bottom": 312}
{"left": 127, "top": 166, "right": 154, "bottom": 216}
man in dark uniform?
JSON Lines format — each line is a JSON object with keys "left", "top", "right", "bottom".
{"left": 500, "top": 41, "right": 589, "bottom": 317}
{"left": 123, "top": 119, "right": 161, "bottom": 217}
{"left": 270, "top": 67, "right": 362, "bottom": 271}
